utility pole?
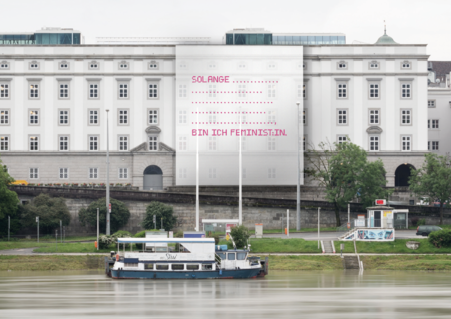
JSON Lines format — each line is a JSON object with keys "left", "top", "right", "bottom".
{"left": 239, "top": 107, "right": 242, "bottom": 225}
{"left": 60, "top": 220, "right": 62, "bottom": 243}
{"left": 318, "top": 207, "right": 321, "bottom": 250}
{"left": 97, "top": 208, "right": 99, "bottom": 251}
{"left": 8, "top": 216, "right": 10, "bottom": 242}
{"left": 195, "top": 107, "right": 199, "bottom": 232}
{"left": 36, "top": 216, "right": 39, "bottom": 243}
{"left": 106, "top": 109, "right": 111, "bottom": 235}
{"left": 296, "top": 101, "right": 301, "bottom": 231}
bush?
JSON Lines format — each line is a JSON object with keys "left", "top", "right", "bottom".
{"left": 428, "top": 229, "right": 451, "bottom": 248}
{"left": 229, "top": 225, "right": 250, "bottom": 249}
{"left": 417, "top": 218, "right": 426, "bottom": 226}
{"left": 411, "top": 217, "right": 419, "bottom": 227}
{"left": 141, "top": 202, "right": 177, "bottom": 231}
{"left": 134, "top": 229, "right": 158, "bottom": 250}
{"left": 98, "top": 234, "right": 116, "bottom": 249}
{"left": 113, "top": 230, "right": 132, "bottom": 238}
{"left": 78, "top": 198, "right": 130, "bottom": 233}
{"left": 207, "top": 234, "right": 220, "bottom": 245}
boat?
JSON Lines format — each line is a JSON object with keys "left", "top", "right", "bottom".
{"left": 105, "top": 237, "right": 268, "bottom": 279}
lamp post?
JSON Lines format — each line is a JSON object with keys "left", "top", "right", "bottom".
{"left": 105, "top": 109, "right": 110, "bottom": 235}
{"left": 296, "top": 101, "right": 301, "bottom": 231}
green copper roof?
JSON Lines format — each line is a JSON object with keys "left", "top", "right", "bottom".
{"left": 375, "top": 30, "right": 398, "bottom": 45}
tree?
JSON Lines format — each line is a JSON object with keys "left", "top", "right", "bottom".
{"left": 409, "top": 153, "right": 451, "bottom": 225}
{"left": 230, "top": 225, "right": 250, "bottom": 249}
{"left": 20, "top": 194, "right": 71, "bottom": 234}
{"left": 305, "top": 140, "right": 391, "bottom": 226}
{"left": 79, "top": 197, "right": 130, "bottom": 233}
{"left": 141, "top": 202, "right": 177, "bottom": 231}
{"left": 0, "top": 159, "right": 19, "bottom": 224}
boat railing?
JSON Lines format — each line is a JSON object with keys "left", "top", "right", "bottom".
{"left": 215, "top": 254, "right": 222, "bottom": 269}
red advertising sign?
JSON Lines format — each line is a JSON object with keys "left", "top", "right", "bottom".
{"left": 375, "top": 199, "right": 386, "bottom": 206}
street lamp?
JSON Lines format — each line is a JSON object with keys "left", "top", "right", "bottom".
{"left": 105, "top": 109, "right": 110, "bottom": 235}
{"left": 296, "top": 101, "right": 301, "bottom": 231}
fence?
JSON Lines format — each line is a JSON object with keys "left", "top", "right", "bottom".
{"left": 337, "top": 218, "right": 408, "bottom": 234}
{"left": 0, "top": 232, "right": 99, "bottom": 242}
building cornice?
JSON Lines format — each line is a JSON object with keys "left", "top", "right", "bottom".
{"left": 304, "top": 54, "right": 430, "bottom": 60}
{"left": 305, "top": 72, "right": 428, "bottom": 77}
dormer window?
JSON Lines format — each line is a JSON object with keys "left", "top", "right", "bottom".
{"left": 208, "top": 62, "right": 217, "bottom": 69}
{"left": 337, "top": 61, "right": 347, "bottom": 69}
{"left": 401, "top": 61, "right": 411, "bottom": 69}
{"left": 303, "top": 62, "right": 306, "bottom": 70}
{"left": 267, "top": 62, "right": 277, "bottom": 69}
{"left": 148, "top": 61, "right": 159, "bottom": 70}
{"left": 119, "top": 61, "right": 129, "bottom": 70}
{"left": 89, "top": 61, "right": 99, "bottom": 70}
{"left": 145, "top": 125, "right": 161, "bottom": 151}
{"left": 29, "top": 61, "right": 40, "bottom": 70}
{"left": 0, "top": 61, "right": 9, "bottom": 70}
{"left": 238, "top": 62, "right": 247, "bottom": 69}
{"left": 178, "top": 62, "right": 186, "bottom": 69}
{"left": 59, "top": 61, "right": 69, "bottom": 70}
{"left": 369, "top": 61, "right": 379, "bottom": 69}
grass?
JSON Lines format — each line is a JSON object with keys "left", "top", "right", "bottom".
{"left": 265, "top": 255, "right": 343, "bottom": 270}
{"left": 33, "top": 242, "right": 112, "bottom": 253}
{"left": 361, "top": 255, "right": 451, "bottom": 271}
{"left": 0, "top": 255, "right": 104, "bottom": 271}
{"left": 247, "top": 238, "right": 322, "bottom": 253}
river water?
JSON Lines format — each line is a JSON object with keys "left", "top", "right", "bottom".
{"left": 0, "top": 270, "right": 450, "bottom": 318}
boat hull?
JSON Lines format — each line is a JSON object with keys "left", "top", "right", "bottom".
{"left": 111, "top": 268, "right": 263, "bottom": 279}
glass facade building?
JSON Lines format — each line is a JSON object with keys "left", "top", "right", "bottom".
{"left": 0, "top": 32, "right": 81, "bottom": 45}
{"left": 273, "top": 35, "right": 346, "bottom": 45}
{"left": 226, "top": 33, "right": 272, "bottom": 45}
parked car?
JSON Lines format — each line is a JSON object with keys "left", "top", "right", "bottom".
{"left": 433, "top": 199, "right": 450, "bottom": 207}
{"left": 416, "top": 225, "right": 442, "bottom": 236}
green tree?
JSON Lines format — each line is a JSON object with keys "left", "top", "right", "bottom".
{"left": 20, "top": 194, "right": 71, "bottom": 234}
{"left": 409, "top": 153, "right": 451, "bottom": 225}
{"left": 79, "top": 197, "right": 130, "bottom": 233}
{"left": 141, "top": 202, "right": 177, "bottom": 231}
{"left": 230, "top": 225, "right": 250, "bottom": 249}
{"left": 0, "top": 160, "right": 19, "bottom": 226}
{"left": 305, "top": 141, "right": 391, "bottom": 226}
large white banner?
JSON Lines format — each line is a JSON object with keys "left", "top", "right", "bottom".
{"left": 175, "top": 46, "right": 303, "bottom": 185}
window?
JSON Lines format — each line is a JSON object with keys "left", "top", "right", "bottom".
{"left": 267, "top": 111, "right": 276, "bottom": 124}
{"left": 89, "top": 61, "right": 99, "bottom": 70}
{"left": 208, "top": 114, "right": 216, "bottom": 123}
{"left": 118, "top": 136, "right": 128, "bottom": 151}
{"left": 148, "top": 83, "right": 158, "bottom": 99}
{"left": 29, "top": 61, "right": 39, "bottom": 70}
{"left": 401, "top": 83, "right": 411, "bottom": 98}
{"left": 125, "top": 263, "right": 138, "bottom": 268}
{"left": 208, "top": 62, "right": 217, "bottom": 69}
{"left": 118, "top": 109, "right": 129, "bottom": 125}
{"left": 0, "top": 109, "right": 9, "bottom": 125}
{"left": 369, "top": 109, "right": 379, "bottom": 125}
{"left": 428, "top": 100, "right": 436, "bottom": 108}
{"left": 156, "top": 264, "right": 169, "bottom": 270}
{"left": 401, "top": 61, "right": 411, "bottom": 69}
{"left": 59, "top": 61, "right": 69, "bottom": 70}
{"left": 267, "top": 62, "right": 276, "bottom": 69}
{"left": 337, "top": 83, "right": 347, "bottom": 98}
{"left": 401, "top": 136, "right": 411, "bottom": 151}
{"left": 209, "top": 168, "right": 216, "bottom": 179}
{"left": 241, "top": 137, "right": 246, "bottom": 151}
{"left": 268, "top": 168, "right": 276, "bottom": 179}
{"left": 59, "top": 83, "right": 69, "bottom": 99}
{"left": 208, "top": 84, "right": 216, "bottom": 98}
{"left": 29, "top": 110, "right": 39, "bottom": 125}
{"left": 303, "top": 84, "right": 306, "bottom": 99}
{"left": 178, "top": 84, "right": 187, "bottom": 98}
{"left": 297, "top": 84, "right": 303, "bottom": 99}
{"left": 29, "top": 83, "right": 39, "bottom": 99}
{"left": 89, "top": 109, "right": 99, "bottom": 125}
{"left": 29, "top": 136, "right": 39, "bottom": 151}
{"left": 59, "top": 168, "right": 68, "bottom": 179}
{"left": 431, "top": 119, "right": 439, "bottom": 129}
{"left": 303, "top": 62, "right": 307, "bottom": 70}
{"left": 267, "top": 136, "right": 276, "bottom": 151}
{"left": 369, "top": 61, "right": 379, "bottom": 69}
{"left": 58, "top": 110, "right": 69, "bottom": 125}
{"left": 208, "top": 137, "right": 217, "bottom": 151}
{"left": 149, "top": 136, "right": 158, "bottom": 151}
{"left": 172, "top": 264, "right": 184, "bottom": 270}
{"left": 148, "top": 61, "right": 159, "bottom": 69}
{"left": 119, "top": 168, "right": 128, "bottom": 179}
{"left": 179, "top": 168, "right": 187, "bottom": 179}
{"left": 0, "top": 83, "right": 9, "bottom": 98}
{"left": 89, "top": 168, "right": 98, "bottom": 179}
{"left": 337, "top": 135, "right": 347, "bottom": 144}
{"left": 186, "top": 264, "right": 199, "bottom": 270}
{"left": 118, "top": 83, "right": 128, "bottom": 99}
{"left": 337, "top": 61, "right": 347, "bottom": 69}
{"left": 238, "top": 83, "right": 246, "bottom": 98}
{"left": 369, "top": 83, "right": 379, "bottom": 98}
{"left": 178, "top": 136, "right": 187, "bottom": 151}
{"left": 89, "top": 136, "right": 98, "bottom": 151}
{"left": 59, "top": 136, "right": 69, "bottom": 151}
{"left": 89, "top": 83, "right": 99, "bottom": 99}
{"left": 148, "top": 109, "right": 158, "bottom": 124}
{"left": 401, "top": 109, "right": 411, "bottom": 125}
{"left": 0, "top": 136, "right": 9, "bottom": 151}
{"left": 369, "top": 136, "right": 379, "bottom": 151}
{"left": 29, "top": 168, "right": 38, "bottom": 179}
{"left": 0, "top": 61, "right": 9, "bottom": 70}
{"left": 237, "top": 252, "right": 246, "bottom": 260}
{"left": 431, "top": 141, "right": 439, "bottom": 151}
{"left": 118, "top": 61, "right": 129, "bottom": 70}
{"left": 238, "top": 62, "right": 247, "bottom": 69}
{"left": 303, "top": 109, "right": 307, "bottom": 125}
{"left": 267, "top": 83, "right": 276, "bottom": 98}
{"left": 337, "top": 109, "right": 347, "bottom": 125}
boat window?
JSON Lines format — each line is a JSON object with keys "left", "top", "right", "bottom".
{"left": 228, "top": 253, "right": 236, "bottom": 260}
{"left": 202, "top": 264, "right": 213, "bottom": 270}
{"left": 144, "top": 263, "right": 154, "bottom": 270}
{"left": 217, "top": 253, "right": 226, "bottom": 259}
{"left": 187, "top": 264, "right": 199, "bottom": 270}
{"left": 156, "top": 264, "right": 169, "bottom": 270}
{"left": 237, "top": 252, "right": 246, "bottom": 260}
{"left": 125, "top": 263, "right": 138, "bottom": 267}
{"left": 172, "top": 264, "right": 184, "bottom": 270}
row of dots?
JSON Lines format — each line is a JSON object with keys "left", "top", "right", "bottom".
{"left": 191, "top": 122, "right": 276, "bottom": 125}
{"left": 191, "top": 91, "right": 262, "bottom": 94}
{"left": 191, "top": 112, "right": 266, "bottom": 114}
{"left": 231, "top": 81, "right": 279, "bottom": 83}
{"left": 191, "top": 101, "right": 274, "bottom": 104}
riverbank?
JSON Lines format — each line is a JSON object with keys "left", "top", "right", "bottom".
{"left": 1, "top": 255, "right": 451, "bottom": 272}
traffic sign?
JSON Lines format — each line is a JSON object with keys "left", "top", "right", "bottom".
{"left": 375, "top": 199, "right": 386, "bottom": 205}
{"left": 108, "top": 203, "right": 111, "bottom": 213}
{"left": 36, "top": 216, "right": 39, "bottom": 223}
{"left": 153, "top": 215, "right": 156, "bottom": 223}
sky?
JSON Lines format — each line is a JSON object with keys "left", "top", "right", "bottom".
{"left": 2, "top": 0, "right": 450, "bottom": 60}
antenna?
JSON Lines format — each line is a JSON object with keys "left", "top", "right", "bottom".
{"left": 384, "top": 20, "right": 386, "bottom": 35}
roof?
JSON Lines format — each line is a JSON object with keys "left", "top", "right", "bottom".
{"left": 117, "top": 238, "right": 215, "bottom": 244}
{"left": 375, "top": 32, "right": 397, "bottom": 45}
{"left": 429, "top": 61, "right": 451, "bottom": 76}
{"left": 366, "top": 206, "right": 394, "bottom": 210}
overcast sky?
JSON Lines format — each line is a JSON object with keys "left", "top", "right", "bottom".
{"left": 2, "top": 0, "right": 450, "bottom": 60}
